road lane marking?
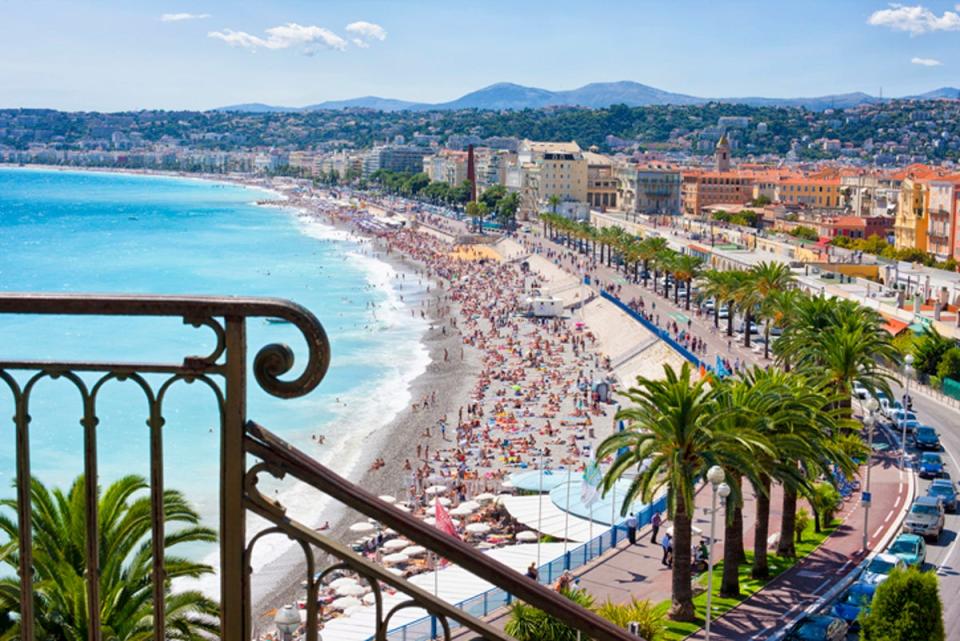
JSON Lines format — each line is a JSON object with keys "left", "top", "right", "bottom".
{"left": 873, "top": 526, "right": 884, "bottom": 538}
{"left": 884, "top": 512, "right": 892, "bottom": 523}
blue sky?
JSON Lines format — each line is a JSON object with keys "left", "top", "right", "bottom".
{"left": 3, "top": 0, "right": 960, "bottom": 111}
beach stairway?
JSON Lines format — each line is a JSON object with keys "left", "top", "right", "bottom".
{"left": 0, "top": 292, "right": 640, "bottom": 641}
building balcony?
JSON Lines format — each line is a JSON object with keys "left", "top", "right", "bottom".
{"left": 0, "top": 293, "right": 636, "bottom": 641}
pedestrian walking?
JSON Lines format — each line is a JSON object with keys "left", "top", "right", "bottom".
{"left": 626, "top": 514, "right": 638, "bottom": 545}
{"left": 526, "top": 562, "right": 539, "bottom": 581}
{"left": 661, "top": 532, "right": 673, "bottom": 567}
{"left": 650, "top": 512, "right": 662, "bottom": 544}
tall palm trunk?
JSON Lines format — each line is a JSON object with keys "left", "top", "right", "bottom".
{"left": 764, "top": 319, "right": 771, "bottom": 359}
{"left": 674, "top": 278, "right": 681, "bottom": 305}
{"left": 752, "top": 474, "right": 771, "bottom": 579}
{"left": 671, "top": 495, "right": 696, "bottom": 622}
{"left": 721, "top": 475, "right": 745, "bottom": 598}
{"left": 713, "top": 304, "right": 720, "bottom": 328}
{"left": 726, "top": 301, "right": 735, "bottom": 337}
{"left": 685, "top": 282, "right": 692, "bottom": 311}
{"left": 776, "top": 485, "right": 798, "bottom": 558}
{"left": 743, "top": 309, "right": 753, "bottom": 348}
{"left": 642, "top": 260, "right": 650, "bottom": 287}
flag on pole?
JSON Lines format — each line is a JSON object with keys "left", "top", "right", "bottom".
{"left": 580, "top": 458, "right": 602, "bottom": 507}
{"left": 434, "top": 498, "right": 459, "bottom": 538}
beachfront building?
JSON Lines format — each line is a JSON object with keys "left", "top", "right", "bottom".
{"left": 773, "top": 170, "right": 843, "bottom": 208}
{"left": 926, "top": 176, "right": 960, "bottom": 261}
{"left": 423, "top": 149, "right": 468, "bottom": 186}
{"left": 509, "top": 140, "right": 588, "bottom": 219}
{"left": 474, "top": 148, "right": 515, "bottom": 191}
{"left": 840, "top": 170, "right": 902, "bottom": 217}
{"left": 583, "top": 151, "right": 618, "bottom": 211}
{"left": 681, "top": 136, "right": 755, "bottom": 216}
{"left": 894, "top": 165, "right": 941, "bottom": 252}
{"left": 362, "top": 145, "right": 429, "bottom": 178}
{"left": 616, "top": 161, "right": 682, "bottom": 218}
{"left": 817, "top": 215, "right": 894, "bottom": 240}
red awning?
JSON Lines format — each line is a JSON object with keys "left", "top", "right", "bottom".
{"left": 881, "top": 316, "right": 909, "bottom": 336}
{"left": 815, "top": 237, "right": 832, "bottom": 247}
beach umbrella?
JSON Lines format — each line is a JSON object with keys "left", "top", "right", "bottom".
{"left": 422, "top": 516, "right": 436, "bottom": 526}
{"left": 330, "top": 596, "right": 362, "bottom": 611}
{"left": 515, "top": 531, "right": 539, "bottom": 542}
{"left": 459, "top": 500, "right": 481, "bottom": 512}
{"left": 335, "top": 583, "right": 366, "bottom": 597}
{"left": 349, "top": 522, "right": 376, "bottom": 534}
{"left": 494, "top": 494, "right": 512, "bottom": 505}
{"left": 474, "top": 493, "right": 496, "bottom": 503}
{"left": 382, "top": 552, "right": 410, "bottom": 565}
{"left": 500, "top": 481, "right": 515, "bottom": 489}
{"left": 465, "top": 523, "right": 491, "bottom": 535}
{"left": 361, "top": 592, "right": 378, "bottom": 606}
{"left": 449, "top": 505, "right": 474, "bottom": 517}
{"left": 344, "top": 605, "right": 368, "bottom": 617}
{"left": 403, "top": 545, "right": 427, "bottom": 557}
{"left": 435, "top": 497, "right": 452, "bottom": 507}
{"left": 329, "top": 577, "right": 360, "bottom": 590}
{"left": 425, "top": 485, "right": 447, "bottom": 495}
{"left": 394, "top": 504, "right": 411, "bottom": 513}
{"left": 387, "top": 568, "right": 404, "bottom": 577}
{"left": 381, "top": 538, "right": 409, "bottom": 552}
{"left": 378, "top": 495, "right": 397, "bottom": 504}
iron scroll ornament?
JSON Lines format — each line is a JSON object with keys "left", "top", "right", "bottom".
{"left": 0, "top": 293, "right": 332, "bottom": 397}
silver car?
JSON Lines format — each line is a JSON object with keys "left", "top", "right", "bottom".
{"left": 902, "top": 496, "right": 945, "bottom": 541}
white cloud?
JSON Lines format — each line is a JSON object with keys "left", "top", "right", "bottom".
{"left": 345, "top": 21, "right": 387, "bottom": 42}
{"left": 161, "top": 13, "right": 210, "bottom": 22}
{"left": 867, "top": 4, "right": 960, "bottom": 35}
{"left": 208, "top": 23, "right": 347, "bottom": 53}
{"left": 911, "top": 56, "right": 944, "bottom": 65}
{"left": 352, "top": 38, "right": 370, "bottom": 49}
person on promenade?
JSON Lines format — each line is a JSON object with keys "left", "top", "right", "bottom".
{"left": 650, "top": 512, "right": 661, "bottom": 544}
{"left": 626, "top": 513, "right": 638, "bottom": 545}
{"left": 526, "top": 562, "right": 539, "bottom": 581}
{"left": 661, "top": 532, "right": 673, "bottom": 567}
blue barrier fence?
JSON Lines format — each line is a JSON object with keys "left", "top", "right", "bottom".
{"left": 376, "top": 493, "right": 668, "bottom": 641}
{"left": 599, "top": 289, "right": 708, "bottom": 371}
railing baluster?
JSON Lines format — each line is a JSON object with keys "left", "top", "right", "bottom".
{"left": 221, "top": 317, "right": 248, "bottom": 641}
{"left": 82, "top": 391, "right": 102, "bottom": 641}
{"left": 148, "top": 397, "right": 166, "bottom": 641}
{"left": 15, "top": 389, "right": 34, "bottom": 641}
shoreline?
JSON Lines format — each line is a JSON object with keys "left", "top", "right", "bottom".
{"left": 2, "top": 164, "right": 460, "bottom": 620}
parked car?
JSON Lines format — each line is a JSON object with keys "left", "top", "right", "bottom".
{"left": 786, "top": 614, "right": 849, "bottom": 641}
{"left": 852, "top": 383, "right": 870, "bottom": 400}
{"left": 887, "top": 533, "right": 926, "bottom": 569}
{"left": 889, "top": 409, "right": 918, "bottom": 425}
{"left": 880, "top": 399, "right": 903, "bottom": 418}
{"left": 718, "top": 306, "right": 730, "bottom": 319}
{"left": 913, "top": 426, "right": 941, "bottom": 451}
{"left": 832, "top": 582, "right": 877, "bottom": 627}
{"left": 897, "top": 418, "right": 922, "bottom": 434}
{"left": 918, "top": 452, "right": 945, "bottom": 479}
{"left": 860, "top": 552, "right": 906, "bottom": 585}
{"left": 927, "top": 479, "right": 958, "bottom": 513}
{"left": 903, "top": 496, "right": 945, "bottom": 541}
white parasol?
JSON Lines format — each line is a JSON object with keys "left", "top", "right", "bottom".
{"left": 349, "top": 522, "right": 376, "bottom": 534}
{"left": 378, "top": 495, "right": 397, "bottom": 504}
{"left": 381, "top": 538, "right": 409, "bottom": 552}
{"left": 465, "top": 522, "right": 491, "bottom": 535}
{"left": 382, "top": 552, "right": 410, "bottom": 565}
{"left": 330, "top": 596, "right": 362, "bottom": 611}
{"left": 335, "top": 583, "right": 366, "bottom": 597}
{"left": 515, "top": 530, "right": 539, "bottom": 542}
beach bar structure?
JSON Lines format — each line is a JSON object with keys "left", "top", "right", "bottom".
{"left": 0, "top": 293, "right": 640, "bottom": 641}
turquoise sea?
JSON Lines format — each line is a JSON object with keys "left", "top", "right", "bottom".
{"left": 0, "top": 168, "right": 429, "bottom": 588}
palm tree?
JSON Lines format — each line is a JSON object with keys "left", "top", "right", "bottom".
{"left": 547, "top": 194, "right": 562, "bottom": 215}
{"left": 748, "top": 262, "right": 796, "bottom": 357}
{"left": 0, "top": 475, "right": 219, "bottom": 641}
{"left": 596, "top": 363, "right": 768, "bottom": 622}
{"left": 636, "top": 237, "right": 668, "bottom": 289}
{"left": 697, "top": 270, "right": 735, "bottom": 330}
{"left": 656, "top": 251, "right": 676, "bottom": 300}
{"left": 732, "top": 273, "right": 763, "bottom": 348}
{"left": 761, "top": 289, "right": 802, "bottom": 362}
{"left": 671, "top": 255, "right": 703, "bottom": 310}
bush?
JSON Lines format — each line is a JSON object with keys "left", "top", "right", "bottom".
{"left": 504, "top": 588, "right": 596, "bottom": 641}
{"left": 596, "top": 597, "right": 667, "bottom": 639}
{"left": 936, "top": 347, "right": 960, "bottom": 380}
{"left": 859, "top": 567, "right": 944, "bottom": 641}
{"left": 795, "top": 508, "right": 812, "bottom": 543}
{"left": 808, "top": 482, "right": 841, "bottom": 532}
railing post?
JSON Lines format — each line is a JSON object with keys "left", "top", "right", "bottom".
{"left": 430, "top": 615, "right": 437, "bottom": 640}
{"left": 221, "top": 317, "right": 248, "bottom": 641}
{"left": 564, "top": 551, "right": 571, "bottom": 570}
{"left": 483, "top": 591, "right": 488, "bottom": 616}
{"left": 14, "top": 391, "right": 34, "bottom": 641}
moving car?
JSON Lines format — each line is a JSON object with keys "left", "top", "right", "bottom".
{"left": 902, "top": 496, "right": 945, "bottom": 541}
{"left": 913, "top": 426, "right": 941, "bottom": 451}
{"left": 889, "top": 409, "right": 917, "bottom": 425}
{"left": 897, "top": 418, "right": 922, "bottom": 434}
{"left": 785, "top": 614, "right": 849, "bottom": 641}
{"left": 918, "top": 452, "right": 945, "bottom": 479}
{"left": 887, "top": 533, "right": 926, "bottom": 569}
{"left": 860, "top": 552, "right": 905, "bottom": 585}
{"left": 927, "top": 479, "right": 958, "bottom": 513}
{"left": 831, "top": 582, "right": 877, "bottom": 627}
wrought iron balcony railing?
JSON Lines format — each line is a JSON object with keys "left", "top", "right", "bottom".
{"left": 0, "top": 293, "right": 639, "bottom": 641}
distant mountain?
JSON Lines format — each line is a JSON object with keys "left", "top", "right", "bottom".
{"left": 304, "top": 96, "right": 422, "bottom": 111}
{"left": 215, "top": 81, "right": 960, "bottom": 113}
{"left": 907, "top": 87, "right": 960, "bottom": 100}
{"left": 214, "top": 102, "right": 298, "bottom": 113}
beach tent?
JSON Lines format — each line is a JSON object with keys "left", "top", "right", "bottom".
{"left": 349, "top": 522, "right": 376, "bottom": 534}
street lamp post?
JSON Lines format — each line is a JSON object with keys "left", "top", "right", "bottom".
{"left": 274, "top": 604, "right": 301, "bottom": 641}
{"left": 902, "top": 354, "right": 915, "bottom": 470}
{"left": 705, "top": 465, "right": 730, "bottom": 641}
{"left": 861, "top": 398, "right": 878, "bottom": 551}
